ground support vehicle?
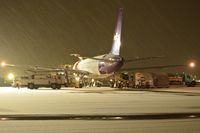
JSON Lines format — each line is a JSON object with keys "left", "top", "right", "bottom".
{"left": 12, "top": 72, "right": 67, "bottom": 89}
{"left": 109, "top": 73, "right": 134, "bottom": 89}
{"left": 168, "top": 73, "right": 196, "bottom": 87}
{"left": 110, "top": 72, "right": 169, "bottom": 89}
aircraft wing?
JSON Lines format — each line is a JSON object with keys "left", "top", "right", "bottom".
{"left": 65, "top": 68, "right": 90, "bottom": 75}
{"left": 125, "top": 56, "right": 164, "bottom": 62}
{"left": 27, "top": 67, "right": 90, "bottom": 75}
{"left": 25, "top": 67, "right": 65, "bottom": 73}
{"left": 119, "top": 64, "right": 186, "bottom": 72}
{"left": 1, "top": 62, "right": 65, "bottom": 72}
{"left": 1, "top": 62, "right": 91, "bottom": 75}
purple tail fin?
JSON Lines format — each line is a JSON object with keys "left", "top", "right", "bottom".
{"left": 110, "top": 8, "right": 123, "bottom": 55}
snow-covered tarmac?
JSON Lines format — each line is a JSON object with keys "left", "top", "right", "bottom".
{"left": 1, "top": 87, "right": 200, "bottom": 133}
{"left": 0, "top": 86, "right": 200, "bottom": 115}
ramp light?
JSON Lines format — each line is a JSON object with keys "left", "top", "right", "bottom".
{"left": 1, "top": 61, "right": 6, "bottom": 67}
{"left": 189, "top": 62, "right": 195, "bottom": 68}
{"left": 8, "top": 73, "right": 15, "bottom": 80}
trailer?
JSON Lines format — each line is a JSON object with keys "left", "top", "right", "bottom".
{"left": 110, "top": 72, "right": 169, "bottom": 89}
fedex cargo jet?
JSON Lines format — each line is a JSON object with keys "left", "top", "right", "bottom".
{"left": 70, "top": 8, "right": 166, "bottom": 79}
{"left": 71, "top": 8, "right": 124, "bottom": 78}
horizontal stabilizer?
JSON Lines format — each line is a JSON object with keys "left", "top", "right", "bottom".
{"left": 70, "top": 53, "right": 83, "bottom": 60}
{"left": 70, "top": 54, "right": 119, "bottom": 63}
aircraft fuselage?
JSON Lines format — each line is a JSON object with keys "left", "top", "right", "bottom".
{"left": 73, "top": 54, "right": 124, "bottom": 78}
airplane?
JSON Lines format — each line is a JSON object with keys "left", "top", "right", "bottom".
{"left": 68, "top": 8, "right": 165, "bottom": 79}
{"left": 65, "top": 8, "right": 188, "bottom": 79}
{"left": 1, "top": 8, "right": 192, "bottom": 87}
{"left": 70, "top": 8, "right": 124, "bottom": 79}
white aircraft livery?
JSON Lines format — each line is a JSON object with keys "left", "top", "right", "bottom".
{"left": 71, "top": 8, "right": 124, "bottom": 78}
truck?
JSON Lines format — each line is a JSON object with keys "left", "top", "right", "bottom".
{"left": 109, "top": 73, "right": 134, "bottom": 88}
{"left": 135, "top": 72, "right": 154, "bottom": 88}
{"left": 134, "top": 72, "right": 169, "bottom": 88}
{"left": 168, "top": 73, "right": 196, "bottom": 87}
{"left": 12, "top": 72, "right": 67, "bottom": 89}
{"left": 109, "top": 72, "right": 169, "bottom": 89}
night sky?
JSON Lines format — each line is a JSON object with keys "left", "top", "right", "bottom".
{"left": 0, "top": 0, "right": 199, "bottom": 76}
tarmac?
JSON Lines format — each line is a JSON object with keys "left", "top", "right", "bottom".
{"left": 151, "top": 86, "right": 200, "bottom": 94}
{"left": 111, "top": 85, "right": 200, "bottom": 94}
{"left": 72, "top": 85, "right": 200, "bottom": 95}
{"left": 0, "top": 86, "right": 200, "bottom": 133}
